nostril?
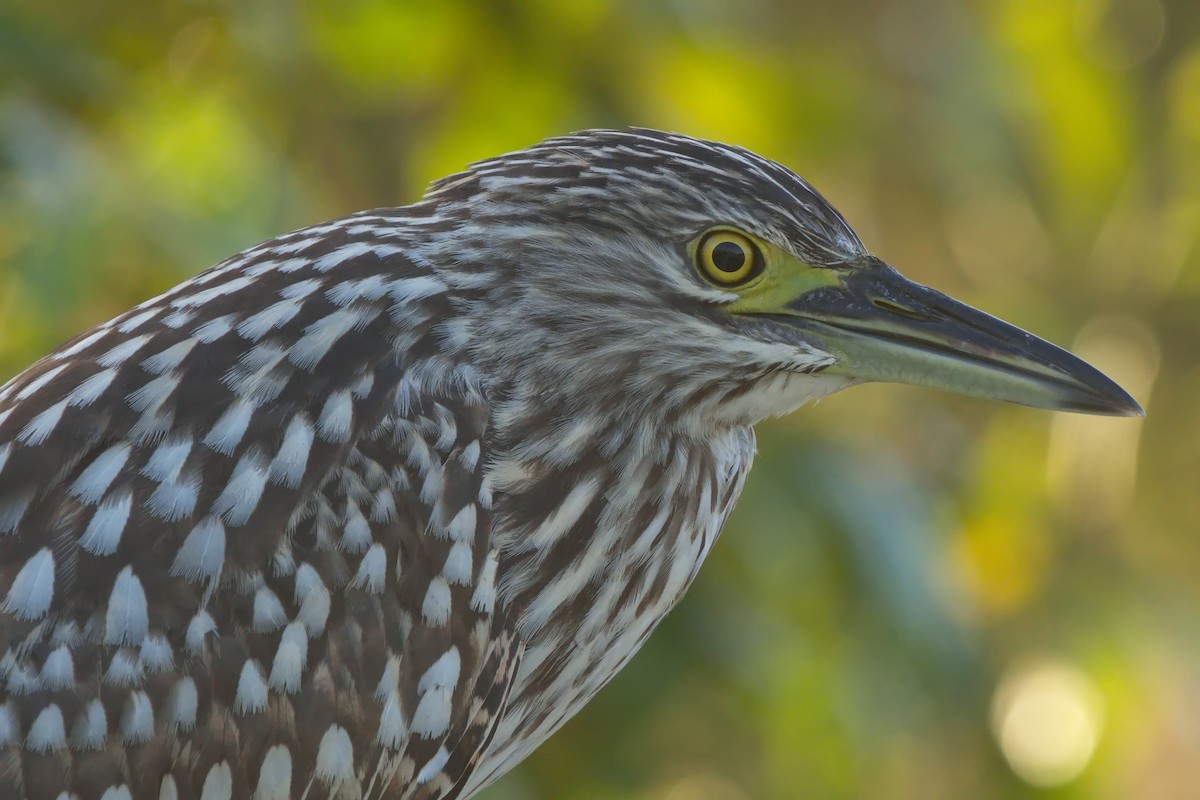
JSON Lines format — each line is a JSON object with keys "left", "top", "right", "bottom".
{"left": 871, "top": 297, "right": 935, "bottom": 322}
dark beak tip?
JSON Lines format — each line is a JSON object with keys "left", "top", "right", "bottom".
{"left": 1073, "top": 386, "right": 1145, "bottom": 418}
{"left": 1122, "top": 394, "right": 1147, "bottom": 417}
{"left": 1117, "top": 397, "right": 1147, "bottom": 418}
{"left": 1096, "top": 401, "right": 1145, "bottom": 419}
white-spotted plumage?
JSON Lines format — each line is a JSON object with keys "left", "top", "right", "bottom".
{"left": 99, "top": 785, "right": 132, "bottom": 800}
{"left": 314, "top": 725, "right": 355, "bottom": 786}
{"left": 103, "top": 648, "right": 143, "bottom": 687}
{"left": 0, "top": 129, "right": 870, "bottom": 799}
{"left": 66, "top": 366, "right": 118, "bottom": 406}
{"left": 199, "top": 762, "right": 233, "bottom": 800}
{"left": 79, "top": 491, "right": 134, "bottom": 555}
{"left": 143, "top": 437, "right": 194, "bottom": 481}
{"left": 421, "top": 578, "right": 452, "bottom": 626}
{"left": 120, "top": 690, "right": 154, "bottom": 745}
{"left": 185, "top": 610, "right": 218, "bottom": 654}
{"left": 26, "top": 704, "right": 66, "bottom": 752}
{"left": 3, "top": 547, "right": 55, "bottom": 621}
{"left": 141, "top": 339, "right": 197, "bottom": 374}
{"left": 39, "top": 646, "right": 75, "bottom": 691}
{"left": 316, "top": 389, "right": 355, "bottom": 443}
{"left": 147, "top": 475, "right": 201, "bottom": 521}
{"left": 117, "top": 308, "right": 161, "bottom": 334}
{"left": 210, "top": 450, "right": 269, "bottom": 525}
{"left": 0, "top": 702, "right": 17, "bottom": 747}
{"left": 268, "top": 621, "right": 308, "bottom": 693}
{"left": 239, "top": 299, "right": 304, "bottom": 341}
{"left": 171, "top": 517, "right": 226, "bottom": 581}
{"left": 293, "top": 563, "right": 332, "bottom": 635}
{"left": 71, "top": 698, "right": 107, "bottom": 750}
{"left": 235, "top": 660, "right": 270, "bottom": 714}
{"left": 140, "top": 634, "right": 175, "bottom": 673}
{"left": 18, "top": 400, "right": 68, "bottom": 446}
{"left": 204, "top": 398, "right": 255, "bottom": 455}
{"left": 105, "top": 566, "right": 150, "bottom": 646}
{"left": 268, "top": 414, "right": 314, "bottom": 488}
{"left": 351, "top": 543, "right": 388, "bottom": 593}
{"left": 252, "top": 585, "right": 288, "bottom": 632}
{"left": 0, "top": 491, "right": 31, "bottom": 536}
{"left": 70, "top": 443, "right": 132, "bottom": 503}
{"left": 255, "top": 745, "right": 294, "bottom": 800}
{"left": 165, "top": 676, "right": 198, "bottom": 732}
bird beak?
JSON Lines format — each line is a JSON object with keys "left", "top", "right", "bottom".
{"left": 780, "top": 258, "right": 1143, "bottom": 416}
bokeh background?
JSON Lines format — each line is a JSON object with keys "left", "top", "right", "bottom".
{"left": 1, "top": 0, "right": 1197, "bottom": 797}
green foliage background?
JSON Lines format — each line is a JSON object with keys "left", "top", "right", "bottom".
{"left": 1, "top": 1, "right": 1198, "bottom": 797}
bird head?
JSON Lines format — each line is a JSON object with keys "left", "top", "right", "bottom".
{"left": 424, "top": 129, "right": 1142, "bottom": 433}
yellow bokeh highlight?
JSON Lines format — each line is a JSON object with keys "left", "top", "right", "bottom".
{"left": 1047, "top": 317, "right": 1158, "bottom": 528}
{"left": 407, "top": 61, "right": 578, "bottom": 193}
{"left": 1074, "top": 0, "right": 1165, "bottom": 69}
{"left": 1169, "top": 48, "right": 1200, "bottom": 146}
{"left": 989, "top": 0, "right": 1131, "bottom": 214}
{"left": 661, "top": 774, "right": 749, "bottom": 800}
{"left": 952, "top": 514, "right": 1050, "bottom": 617}
{"left": 992, "top": 659, "right": 1106, "bottom": 787}
{"left": 637, "top": 41, "right": 792, "bottom": 155}
{"left": 115, "top": 80, "right": 263, "bottom": 215}
{"left": 971, "top": 411, "right": 1055, "bottom": 512}
{"left": 304, "top": 0, "right": 475, "bottom": 98}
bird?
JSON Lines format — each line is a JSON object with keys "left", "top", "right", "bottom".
{"left": 0, "top": 128, "right": 1141, "bottom": 799}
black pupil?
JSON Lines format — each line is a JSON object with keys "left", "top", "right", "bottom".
{"left": 711, "top": 241, "right": 747, "bottom": 273}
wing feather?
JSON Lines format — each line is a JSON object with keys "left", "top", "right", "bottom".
{"left": 0, "top": 220, "right": 515, "bottom": 799}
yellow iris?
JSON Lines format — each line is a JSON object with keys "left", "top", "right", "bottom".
{"left": 696, "top": 230, "right": 762, "bottom": 286}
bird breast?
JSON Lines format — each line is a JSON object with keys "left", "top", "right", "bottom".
{"left": 465, "top": 425, "right": 755, "bottom": 792}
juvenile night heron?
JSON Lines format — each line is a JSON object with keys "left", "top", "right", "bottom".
{"left": 0, "top": 129, "right": 1140, "bottom": 799}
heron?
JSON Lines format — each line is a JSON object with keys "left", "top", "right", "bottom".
{"left": 0, "top": 129, "right": 1140, "bottom": 799}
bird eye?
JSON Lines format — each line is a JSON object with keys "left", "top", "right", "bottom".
{"left": 696, "top": 231, "right": 763, "bottom": 286}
